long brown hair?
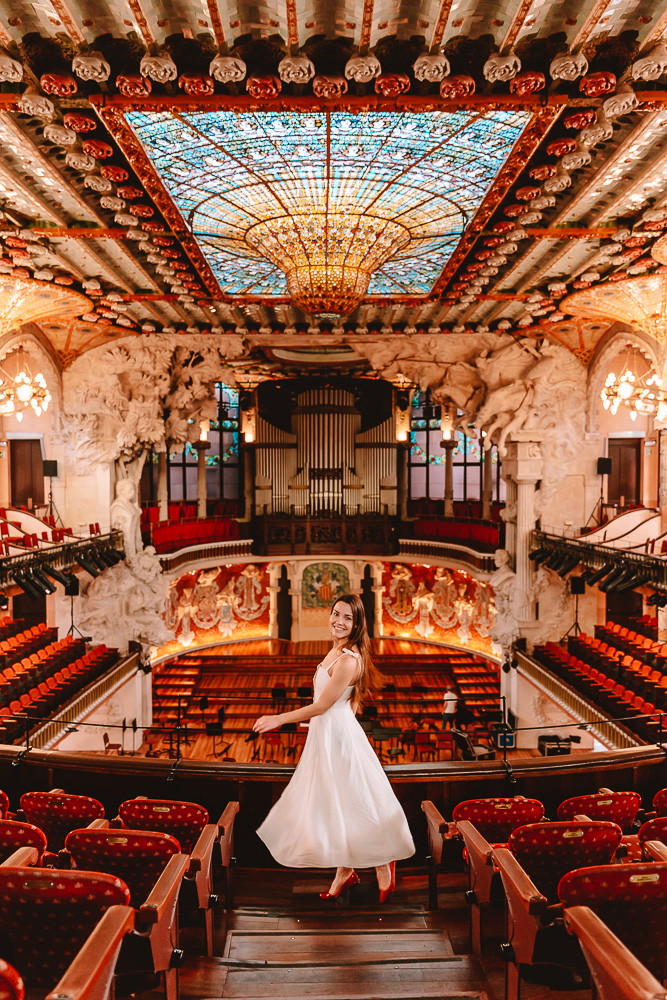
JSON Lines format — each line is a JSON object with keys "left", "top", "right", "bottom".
{"left": 331, "top": 594, "right": 380, "bottom": 706}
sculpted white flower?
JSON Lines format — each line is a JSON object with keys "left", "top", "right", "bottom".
{"left": 561, "top": 145, "right": 592, "bottom": 171}
{"left": 209, "top": 54, "right": 246, "bottom": 83}
{"left": 65, "top": 150, "right": 96, "bottom": 171}
{"left": 100, "top": 196, "right": 126, "bottom": 211}
{"left": 529, "top": 195, "right": 556, "bottom": 210}
{"left": 580, "top": 113, "right": 614, "bottom": 147}
{"left": 549, "top": 51, "right": 588, "bottom": 81}
{"left": 483, "top": 52, "right": 521, "bottom": 82}
{"left": 114, "top": 212, "right": 137, "bottom": 226}
{"left": 344, "top": 54, "right": 381, "bottom": 82}
{"left": 543, "top": 171, "right": 571, "bottom": 193}
{"left": 278, "top": 55, "right": 315, "bottom": 84}
{"left": 603, "top": 85, "right": 638, "bottom": 118}
{"left": 43, "top": 123, "right": 77, "bottom": 146}
{"left": 412, "top": 53, "right": 450, "bottom": 82}
{"left": 18, "top": 87, "right": 54, "bottom": 118}
{"left": 72, "top": 51, "right": 111, "bottom": 81}
{"left": 140, "top": 53, "right": 177, "bottom": 82}
{"left": 631, "top": 42, "right": 667, "bottom": 81}
{"left": 0, "top": 54, "right": 23, "bottom": 83}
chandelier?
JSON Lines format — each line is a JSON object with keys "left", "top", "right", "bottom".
{"left": 601, "top": 367, "right": 667, "bottom": 420}
{"left": 0, "top": 346, "right": 52, "bottom": 420}
{"left": 245, "top": 214, "right": 410, "bottom": 314}
{"left": 562, "top": 273, "right": 667, "bottom": 343}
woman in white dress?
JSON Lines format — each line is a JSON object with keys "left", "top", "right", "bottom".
{"left": 253, "top": 594, "right": 415, "bottom": 900}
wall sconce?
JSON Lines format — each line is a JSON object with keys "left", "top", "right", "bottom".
{"left": 241, "top": 405, "right": 256, "bottom": 443}
{"left": 441, "top": 403, "right": 455, "bottom": 441}
{"left": 199, "top": 419, "right": 210, "bottom": 442}
{"left": 396, "top": 429, "right": 407, "bottom": 442}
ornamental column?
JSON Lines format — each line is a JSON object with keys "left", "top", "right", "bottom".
{"left": 193, "top": 440, "right": 210, "bottom": 518}
{"left": 442, "top": 440, "right": 456, "bottom": 517}
{"left": 501, "top": 438, "right": 543, "bottom": 624}
{"left": 482, "top": 448, "right": 494, "bottom": 520}
{"left": 396, "top": 443, "right": 409, "bottom": 521}
{"left": 157, "top": 451, "right": 168, "bottom": 521}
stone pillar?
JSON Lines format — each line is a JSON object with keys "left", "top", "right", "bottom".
{"left": 442, "top": 439, "right": 456, "bottom": 517}
{"left": 157, "top": 451, "right": 168, "bottom": 521}
{"left": 241, "top": 442, "right": 255, "bottom": 522}
{"left": 193, "top": 441, "right": 210, "bottom": 518}
{"left": 396, "top": 443, "right": 409, "bottom": 521}
{"left": 502, "top": 438, "right": 544, "bottom": 626}
{"left": 482, "top": 449, "right": 494, "bottom": 520}
{"left": 659, "top": 430, "right": 667, "bottom": 535}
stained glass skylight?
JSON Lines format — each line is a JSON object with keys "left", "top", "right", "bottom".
{"left": 128, "top": 108, "right": 531, "bottom": 313}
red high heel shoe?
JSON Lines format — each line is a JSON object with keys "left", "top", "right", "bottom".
{"left": 319, "top": 871, "right": 360, "bottom": 900}
{"left": 378, "top": 861, "right": 396, "bottom": 903}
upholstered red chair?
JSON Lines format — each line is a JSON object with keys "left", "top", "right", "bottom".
{"left": 0, "top": 866, "right": 130, "bottom": 989}
{"left": 0, "top": 790, "right": 8, "bottom": 819}
{"left": 564, "top": 905, "right": 666, "bottom": 1000}
{"left": 653, "top": 787, "right": 667, "bottom": 816}
{"left": 556, "top": 789, "right": 641, "bottom": 832}
{"left": 559, "top": 861, "right": 667, "bottom": 983}
{"left": 454, "top": 796, "right": 544, "bottom": 843}
{"left": 0, "top": 819, "right": 47, "bottom": 865}
{"left": 493, "top": 821, "right": 623, "bottom": 1000}
{"left": 20, "top": 790, "right": 105, "bottom": 851}
{"left": 507, "top": 820, "right": 622, "bottom": 902}
{"left": 65, "top": 827, "right": 189, "bottom": 1000}
{"left": 117, "top": 797, "right": 240, "bottom": 952}
{"left": 118, "top": 798, "right": 207, "bottom": 853}
{"left": 0, "top": 959, "right": 24, "bottom": 1000}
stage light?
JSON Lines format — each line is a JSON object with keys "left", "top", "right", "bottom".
{"left": 30, "top": 567, "right": 56, "bottom": 594}
{"left": 583, "top": 562, "right": 615, "bottom": 586}
{"left": 529, "top": 546, "right": 548, "bottom": 562}
{"left": 599, "top": 566, "right": 635, "bottom": 592}
{"left": 557, "top": 554, "right": 581, "bottom": 578}
{"left": 13, "top": 572, "right": 43, "bottom": 600}
{"left": 546, "top": 551, "right": 569, "bottom": 572}
{"left": 615, "top": 572, "right": 652, "bottom": 592}
{"left": 76, "top": 555, "right": 99, "bottom": 578}
{"left": 41, "top": 563, "right": 75, "bottom": 587}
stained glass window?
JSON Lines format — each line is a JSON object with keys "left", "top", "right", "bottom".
{"left": 127, "top": 108, "right": 530, "bottom": 303}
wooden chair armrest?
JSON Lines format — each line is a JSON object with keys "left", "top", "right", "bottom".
{"left": 87, "top": 819, "right": 109, "bottom": 830}
{"left": 188, "top": 824, "right": 217, "bottom": 876}
{"left": 217, "top": 801, "right": 239, "bottom": 868}
{"left": 564, "top": 905, "right": 665, "bottom": 1000}
{"left": 457, "top": 820, "right": 494, "bottom": 863}
{"left": 421, "top": 800, "right": 448, "bottom": 864}
{"left": 138, "top": 854, "right": 189, "bottom": 925}
{"left": 642, "top": 839, "right": 667, "bottom": 861}
{"left": 46, "top": 906, "right": 135, "bottom": 1000}
{"left": 493, "top": 847, "right": 548, "bottom": 916}
{"left": 1, "top": 846, "right": 39, "bottom": 866}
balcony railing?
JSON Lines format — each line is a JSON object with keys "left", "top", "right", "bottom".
{"left": 515, "top": 650, "right": 642, "bottom": 750}
{"left": 159, "top": 537, "right": 253, "bottom": 573}
{"left": 398, "top": 538, "right": 496, "bottom": 574}
{"left": 255, "top": 513, "right": 396, "bottom": 555}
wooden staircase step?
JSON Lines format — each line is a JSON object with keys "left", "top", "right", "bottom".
{"left": 225, "top": 929, "right": 454, "bottom": 962}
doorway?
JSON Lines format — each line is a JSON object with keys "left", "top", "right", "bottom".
{"left": 9, "top": 439, "right": 44, "bottom": 509}
{"left": 12, "top": 591, "right": 47, "bottom": 630}
{"left": 607, "top": 438, "right": 641, "bottom": 507}
{"left": 276, "top": 565, "right": 292, "bottom": 640}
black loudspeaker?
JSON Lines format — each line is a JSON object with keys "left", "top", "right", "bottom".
{"left": 597, "top": 457, "right": 612, "bottom": 475}
{"left": 570, "top": 576, "right": 586, "bottom": 595}
{"left": 64, "top": 577, "right": 80, "bottom": 596}
{"left": 43, "top": 459, "right": 58, "bottom": 477}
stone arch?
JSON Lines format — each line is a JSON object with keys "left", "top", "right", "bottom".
{"left": 586, "top": 327, "right": 660, "bottom": 435}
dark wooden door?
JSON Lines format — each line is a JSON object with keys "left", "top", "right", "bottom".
{"left": 10, "top": 439, "right": 44, "bottom": 508}
{"left": 607, "top": 438, "right": 641, "bottom": 506}
{"left": 277, "top": 565, "right": 292, "bottom": 640}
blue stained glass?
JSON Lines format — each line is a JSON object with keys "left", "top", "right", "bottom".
{"left": 127, "top": 108, "right": 530, "bottom": 300}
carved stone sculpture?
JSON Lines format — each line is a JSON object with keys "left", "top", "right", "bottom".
{"left": 344, "top": 54, "right": 381, "bottom": 82}
{"left": 110, "top": 478, "right": 143, "bottom": 560}
{"left": 278, "top": 55, "right": 315, "bottom": 83}
{"left": 489, "top": 549, "right": 523, "bottom": 656}
{"left": 209, "top": 54, "right": 246, "bottom": 83}
{"left": 0, "top": 54, "right": 23, "bottom": 82}
{"left": 483, "top": 52, "right": 521, "bottom": 82}
{"left": 77, "top": 545, "right": 171, "bottom": 653}
{"left": 140, "top": 53, "right": 177, "bottom": 82}
{"left": 72, "top": 51, "right": 111, "bottom": 81}
{"left": 413, "top": 53, "right": 450, "bottom": 82}
{"left": 549, "top": 51, "right": 588, "bottom": 81}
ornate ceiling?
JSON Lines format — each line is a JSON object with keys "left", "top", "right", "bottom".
{"left": 1, "top": 0, "right": 667, "bottom": 371}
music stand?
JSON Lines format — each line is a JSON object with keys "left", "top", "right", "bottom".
{"left": 244, "top": 729, "right": 261, "bottom": 761}
{"left": 206, "top": 706, "right": 231, "bottom": 758}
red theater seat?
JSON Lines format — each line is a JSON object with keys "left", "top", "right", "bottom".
{"left": 20, "top": 791, "right": 105, "bottom": 851}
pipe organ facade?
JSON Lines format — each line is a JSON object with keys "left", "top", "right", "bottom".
{"left": 254, "top": 386, "right": 397, "bottom": 516}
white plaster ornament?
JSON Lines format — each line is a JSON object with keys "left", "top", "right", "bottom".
{"left": 412, "top": 53, "right": 450, "bottom": 82}
{"left": 561, "top": 145, "right": 592, "bottom": 171}
{"left": 603, "top": 85, "right": 638, "bottom": 118}
{"left": 483, "top": 52, "right": 521, "bottom": 82}
{"left": 18, "top": 87, "right": 54, "bottom": 118}
{"left": 65, "top": 150, "right": 96, "bottom": 171}
{"left": 140, "top": 53, "right": 178, "bottom": 82}
{"left": 84, "top": 175, "right": 113, "bottom": 192}
{"left": 72, "top": 51, "right": 111, "bottom": 81}
{"left": 278, "top": 55, "right": 315, "bottom": 84}
{"left": 580, "top": 112, "right": 614, "bottom": 146}
{"left": 43, "top": 123, "right": 77, "bottom": 146}
{"left": 209, "top": 54, "right": 246, "bottom": 83}
{"left": 631, "top": 42, "right": 667, "bottom": 81}
{"left": 344, "top": 54, "right": 381, "bottom": 82}
{"left": 100, "top": 196, "right": 126, "bottom": 211}
{"left": 0, "top": 53, "right": 23, "bottom": 82}
{"left": 549, "top": 51, "right": 588, "bottom": 81}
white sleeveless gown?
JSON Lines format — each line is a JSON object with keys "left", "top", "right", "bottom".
{"left": 257, "top": 649, "right": 415, "bottom": 868}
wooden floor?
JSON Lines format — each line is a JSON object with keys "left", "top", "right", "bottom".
{"left": 137, "top": 865, "right": 587, "bottom": 1000}
{"left": 147, "top": 640, "right": 501, "bottom": 764}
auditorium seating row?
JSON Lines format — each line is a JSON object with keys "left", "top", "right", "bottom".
{"left": 568, "top": 633, "right": 667, "bottom": 698}
{"left": 409, "top": 500, "right": 505, "bottom": 522}
{"left": 594, "top": 621, "right": 667, "bottom": 673}
{"left": 0, "top": 620, "right": 58, "bottom": 668}
{"left": 0, "top": 788, "right": 239, "bottom": 1000}
{"left": 0, "top": 640, "right": 118, "bottom": 741}
{"left": 423, "top": 787, "right": 667, "bottom": 1000}
{"left": 146, "top": 516, "right": 240, "bottom": 554}
{"left": 534, "top": 642, "right": 665, "bottom": 742}
{"left": 412, "top": 517, "right": 500, "bottom": 550}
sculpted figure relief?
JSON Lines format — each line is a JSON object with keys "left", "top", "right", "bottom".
{"left": 110, "top": 478, "right": 143, "bottom": 559}
{"left": 488, "top": 549, "right": 525, "bottom": 656}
